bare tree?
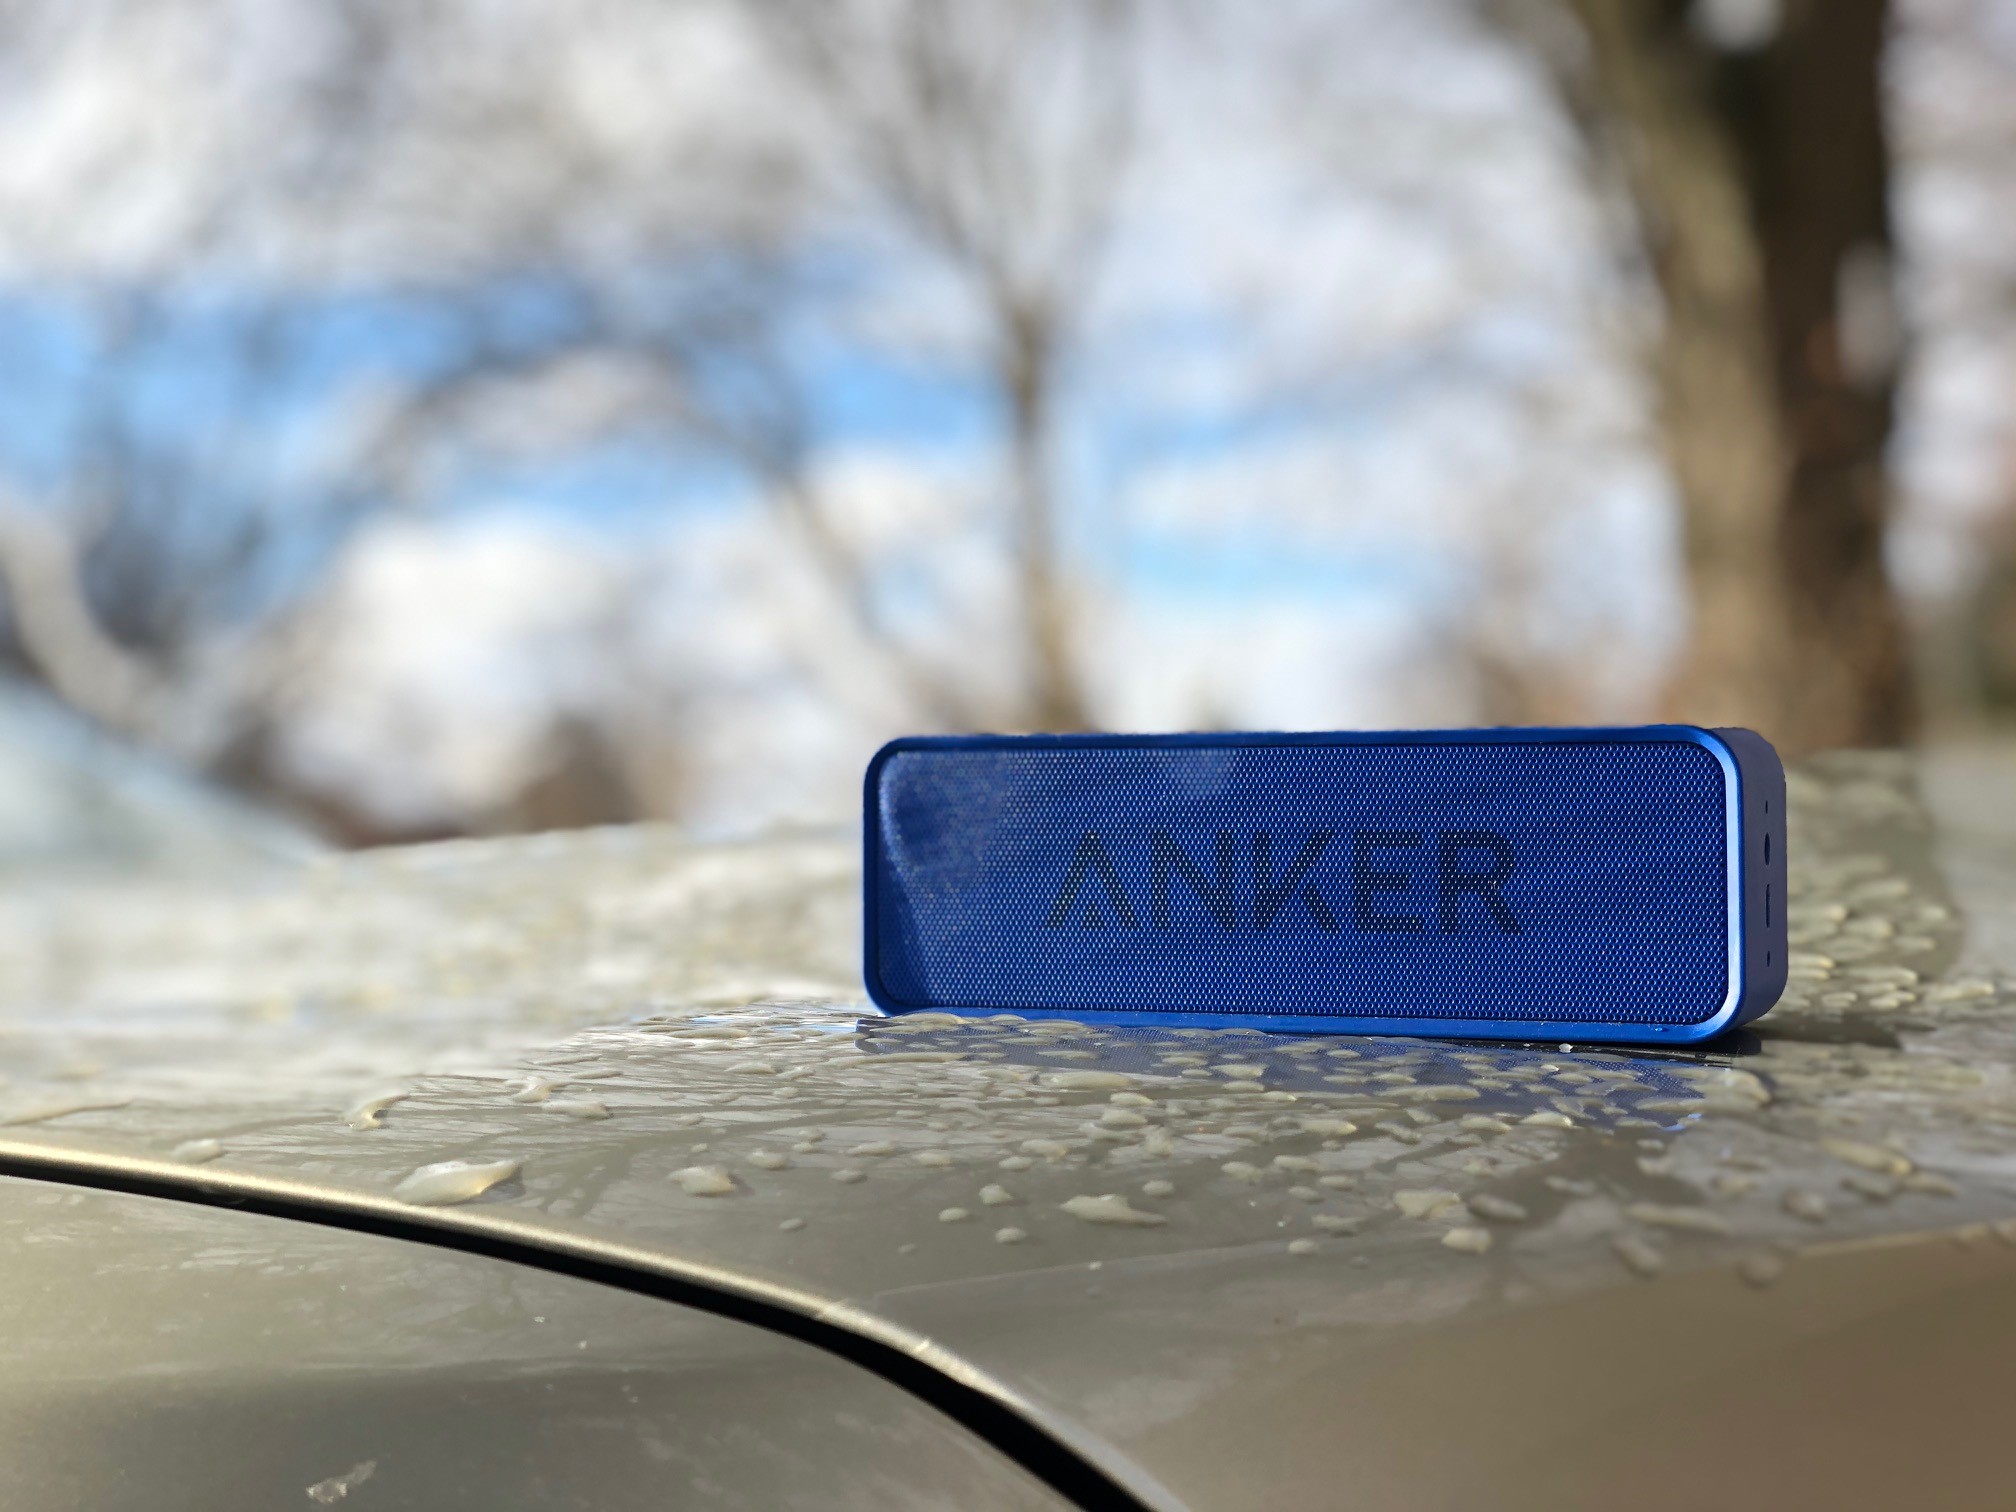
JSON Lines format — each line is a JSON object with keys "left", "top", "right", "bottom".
{"left": 0, "top": 0, "right": 1150, "bottom": 844}
{"left": 757, "top": 0, "right": 1139, "bottom": 730}
{"left": 316, "top": 0, "right": 1144, "bottom": 736}
{"left": 0, "top": 293, "right": 380, "bottom": 777}
{"left": 1505, "top": 0, "right": 1913, "bottom": 753}
{"left": 1890, "top": 0, "right": 2016, "bottom": 725}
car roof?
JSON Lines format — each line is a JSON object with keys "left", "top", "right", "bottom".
{"left": 3, "top": 750, "right": 2015, "bottom": 1508}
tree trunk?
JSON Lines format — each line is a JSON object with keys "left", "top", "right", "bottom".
{"left": 1560, "top": 0, "right": 1913, "bottom": 753}
{"left": 1002, "top": 294, "right": 1091, "bottom": 731}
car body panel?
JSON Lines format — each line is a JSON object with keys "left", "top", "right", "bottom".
{"left": 2, "top": 751, "right": 2015, "bottom": 1508}
{"left": 0, "top": 1177, "right": 1071, "bottom": 1512}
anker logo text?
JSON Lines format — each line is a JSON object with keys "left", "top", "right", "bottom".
{"left": 1043, "top": 829, "right": 1517, "bottom": 934}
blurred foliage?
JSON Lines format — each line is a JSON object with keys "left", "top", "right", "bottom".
{"left": 0, "top": 0, "right": 2011, "bottom": 844}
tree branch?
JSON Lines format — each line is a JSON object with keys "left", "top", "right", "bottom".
{"left": 0, "top": 496, "right": 166, "bottom": 742}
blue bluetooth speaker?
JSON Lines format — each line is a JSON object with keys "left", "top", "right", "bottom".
{"left": 863, "top": 727, "right": 1785, "bottom": 1043}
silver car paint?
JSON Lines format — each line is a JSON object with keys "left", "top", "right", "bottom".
{"left": 2, "top": 750, "right": 2015, "bottom": 1507}
{"left": 0, "top": 1176, "right": 1070, "bottom": 1511}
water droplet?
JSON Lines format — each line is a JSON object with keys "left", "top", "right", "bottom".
{"left": 1612, "top": 1233, "right": 1666, "bottom": 1278}
{"left": 1287, "top": 1238, "right": 1320, "bottom": 1256}
{"left": 1221, "top": 1080, "right": 1266, "bottom": 1094}
{"left": 1624, "top": 1203, "right": 1733, "bottom": 1236}
{"left": 939, "top": 1207, "right": 972, "bottom": 1223}
{"left": 170, "top": 1138, "right": 224, "bottom": 1164}
{"left": 847, "top": 1141, "right": 895, "bottom": 1157}
{"left": 832, "top": 1168, "right": 866, "bottom": 1184}
{"left": 748, "top": 1150, "right": 790, "bottom": 1170}
{"left": 1109, "top": 1092, "right": 1153, "bottom": 1107}
{"left": 1044, "top": 1071, "right": 1136, "bottom": 1091}
{"left": 1394, "top": 1189, "right": 1462, "bottom": 1220}
{"left": 1317, "top": 1174, "right": 1358, "bottom": 1191}
{"left": 1221, "top": 1161, "right": 1264, "bottom": 1183}
{"left": 1820, "top": 1138, "right": 1913, "bottom": 1177}
{"left": 1394, "top": 1085, "right": 1482, "bottom": 1104}
{"left": 980, "top": 1183, "right": 1017, "bottom": 1206}
{"left": 1061, "top": 1193, "right": 1167, "bottom": 1227}
{"left": 672, "top": 1165, "right": 737, "bottom": 1196}
{"left": 1141, "top": 1179, "right": 1176, "bottom": 1198}
{"left": 306, "top": 1459, "right": 376, "bottom": 1505}
{"left": 779, "top": 1217, "right": 806, "bottom": 1232}
{"left": 1783, "top": 1189, "right": 1829, "bottom": 1223}
{"left": 394, "top": 1158, "right": 520, "bottom": 1206}
{"left": 1099, "top": 1109, "right": 1148, "bottom": 1129}
{"left": 542, "top": 1097, "right": 609, "bottom": 1121}
{"left": 1272, "top": 1155, "right": 1320, "bottom": 1174}
{"left": 995, "top": 1227, "right": 1029, "bottom": 1244}
{"left": 1, "top": 1095, "right": 132, "bottom": 1127}
{"left": 1467, "top": 1194, "right": 1528, "bottom": 1223}
{"left": 914, "top": 1150, "right": 954, "bottom": 1166}
{"left": 1442, "top": 1226, "right": 1493, "bottom": 1254}
{"left": 1312, "top": 1214, "right": 1362, "bottom": 1235}
{"left": 1300, "top": 1118, "right": 1358, "bottom": 1138}
{"left": 998, "top": 1155, "right": 1035, "bottom": 1171}
{"left": 1927, "top": 977, "right": 1995, "bottom": 1002}
{"left": 508, "top": 1076, "right": 557, "bottom": 1105}
{"left": 1519, "top": 1111, "right": 1574, "bottom": 1129}
{"left": 1737, "top": 1252, "right": 1784, "bottom": 1288}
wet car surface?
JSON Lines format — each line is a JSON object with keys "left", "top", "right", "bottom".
{"left": 3, "top": 750, "right": 2016, "bottom": 1507}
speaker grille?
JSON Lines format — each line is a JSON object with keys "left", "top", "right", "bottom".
{"left": 870, "top": 738, "right": 1730, "bottom": 1025}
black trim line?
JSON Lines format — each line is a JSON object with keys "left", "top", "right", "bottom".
{"left": 0, "top": 1151, "right": 1154, "bottom": 1512}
